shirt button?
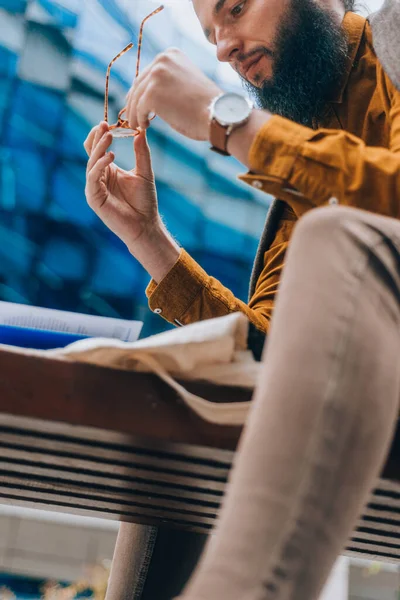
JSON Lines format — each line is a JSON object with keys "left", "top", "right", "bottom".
{"left": 154, "top": 308, "right": 162, "bottom": 314}
{"left": 328, "top": 197, "right": 339, "bottom": 206}
{"left": 252, "top": 180, "right": 263, "bottom": 190}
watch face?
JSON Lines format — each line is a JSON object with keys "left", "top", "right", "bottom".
{"left": 213, "top": 93, "right": 252, "bottom": 126}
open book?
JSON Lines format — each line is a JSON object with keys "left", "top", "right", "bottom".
{"left": 0, "top": 301, "right": 143, "bottom": 349}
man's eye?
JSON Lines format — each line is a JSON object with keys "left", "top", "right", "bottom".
{"left": 231, "top": 1, "right": 245, "bottom": 17}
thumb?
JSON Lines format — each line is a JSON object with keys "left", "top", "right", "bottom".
{"left": 134, "top": 130, "right": 154, "bottom": 181}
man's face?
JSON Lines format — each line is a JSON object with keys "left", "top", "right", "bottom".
{"left": 194, "top": 0, "right": 291, "bottom": 86}
{"left": 193, "top": 0, "right": 349, "bottom": 126}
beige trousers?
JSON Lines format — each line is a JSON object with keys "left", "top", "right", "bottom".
{"left": 177, "top": 206, "right": 400, "bottom": 600}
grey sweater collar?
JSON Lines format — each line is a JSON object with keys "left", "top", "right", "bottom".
{"left": 370, "top": 0, "right": 400, "bottom": 90}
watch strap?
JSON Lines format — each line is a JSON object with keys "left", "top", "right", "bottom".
{"left": 209, "top": 118, "right": 232, "bottom": 156}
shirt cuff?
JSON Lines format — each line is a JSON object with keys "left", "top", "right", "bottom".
{"left": 146, "top": 249, "right": 208, "bottom": 324}
{"left": 249, "top": 115, "right": 312, "bottom": 176}
{"left": 238, "top": 115, "right": 317, "bottom": 207}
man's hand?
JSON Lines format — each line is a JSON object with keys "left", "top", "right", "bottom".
{"left": 125, "top": 48, "right": 222, "bottom": 141}
{"left": 84, "top": 122, "right": 180, "bottom": 283}
{"left": 84, "top": 121, "right": 159, "bottom": 248}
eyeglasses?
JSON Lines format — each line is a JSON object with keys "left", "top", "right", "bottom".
{"left": 104, "top": 5, "right": 164, "bottom": 138}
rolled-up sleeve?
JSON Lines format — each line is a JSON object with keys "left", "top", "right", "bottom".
{"left": 146, "top": 246, "right": 285, "bottom": 333}
{"left": 240, "top": 78, "right": 400, "bottom": 218}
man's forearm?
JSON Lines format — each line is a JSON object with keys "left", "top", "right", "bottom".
{"left": 128, "top": 225, "right": 181, "bottom": 284}
{"left": 226, "top": 109, "right": 272, "bottom": 170}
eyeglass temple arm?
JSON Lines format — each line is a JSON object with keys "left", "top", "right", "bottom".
{"left": 104, "top": 5, "right": 164, "bottom": 125}
{"left": 104, "top": 43, "right": 134, "bottom": 123}
{"left": 136, "top": 5, "right": 164, "bottom": 78}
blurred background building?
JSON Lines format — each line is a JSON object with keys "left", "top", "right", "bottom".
{"left": 0, "top": 1, "right": 398, "bottom": 599}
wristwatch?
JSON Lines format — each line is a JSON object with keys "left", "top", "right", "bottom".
{"left": 209, "top": 92, "right": 253, "bottom": 156}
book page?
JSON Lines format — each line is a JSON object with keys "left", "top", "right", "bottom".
{"left": 0, "top": 301, "right": 142, "bottom": 343}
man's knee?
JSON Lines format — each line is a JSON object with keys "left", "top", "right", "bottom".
{"left": 294, "top": 205, "right": 360, "bottom": 244}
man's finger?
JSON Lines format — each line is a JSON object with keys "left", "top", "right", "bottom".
{"left": 134, "top": 130, "right": 154, "bottom": 181}
{"left": 136, "top": 94, "right": 153, "bottom": 131}
{"left": 126, "top": 71, "right": 152, "bottom": 133}
{"left": 87, "top": 131, "right": 113, "bottom": 172}
{"left": 84, "top": 126, "right": 98, "bottom": 157}
{"left": 88, "top": 152, "right": 114, "bottom": 182}
{"left": 86, "top": 152, "right": 114, "bottom": 202}
{"left": 84, "top": 122, "right": 109, "bottom": 157}
{"left": 92, "top": 122, "right": 109, "bottom": 153}
{"left": 126, "top": 61, "right": 154, "bottom": 105}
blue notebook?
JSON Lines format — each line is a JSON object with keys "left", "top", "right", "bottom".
{"left": 0, "top": 324, "right": 90, "bottom": 350}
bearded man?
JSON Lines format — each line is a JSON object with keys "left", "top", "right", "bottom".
{"left": 85, "top": 1, "right": 400, "bottom": 599}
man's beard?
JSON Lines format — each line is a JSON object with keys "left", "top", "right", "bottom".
{"left": 242, "top": 0, "right": 349, "bottom": 126}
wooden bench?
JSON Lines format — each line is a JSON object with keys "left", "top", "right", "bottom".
{"left": 0, "top": 348, "right": 399, "bottom": 563}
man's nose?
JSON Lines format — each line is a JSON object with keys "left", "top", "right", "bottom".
{"left": 216, "top": 35, "right": 240, "bottom": 64}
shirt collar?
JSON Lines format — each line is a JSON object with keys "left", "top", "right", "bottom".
{"left": 329, "top": 11, "right": 367, "bottom": 104}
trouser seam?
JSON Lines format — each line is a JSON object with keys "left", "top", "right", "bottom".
{"left": 133, "top": 526, "right": 159, "bottom": 600}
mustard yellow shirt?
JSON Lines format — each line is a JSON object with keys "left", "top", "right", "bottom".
{"left": 146, "top": 13, "right": 400, "bottom": 333}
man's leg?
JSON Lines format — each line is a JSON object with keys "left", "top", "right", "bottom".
{"left": 177, "top": 206, "right": 400, "bottom": 600}
{"left": 105, "top": 524, "right": 207, "bottom": 600}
